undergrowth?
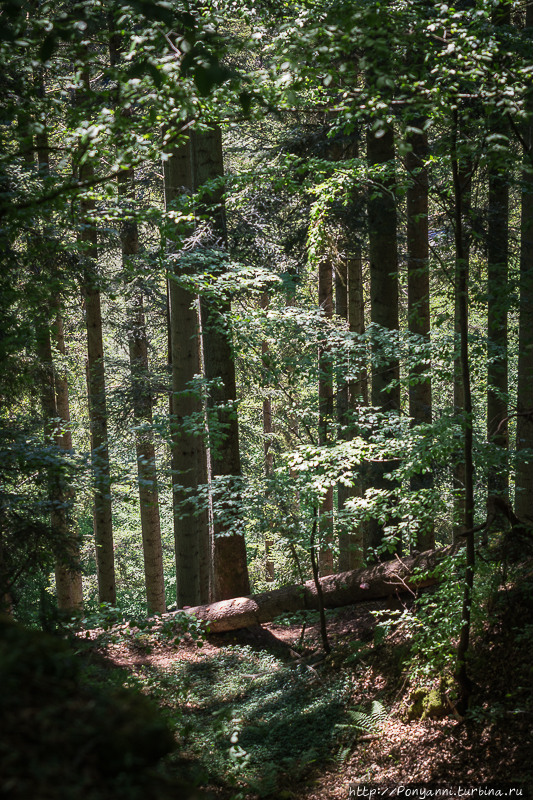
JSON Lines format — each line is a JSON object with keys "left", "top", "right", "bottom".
{"left": 69, "top": 566, "right": 533, "bottom": 796}
{"left": 129, "top": 644, "right": 355, "bottom": 796}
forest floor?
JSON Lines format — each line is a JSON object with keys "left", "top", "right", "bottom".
{"left": 83, "top": 582, "right": 533, "bottom": 799}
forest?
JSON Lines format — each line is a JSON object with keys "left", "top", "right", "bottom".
{"left": 1, "top": 0, "right": 533, "bottom": 796}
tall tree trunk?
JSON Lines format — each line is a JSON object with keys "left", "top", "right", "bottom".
{"left": 367, "top": 124, "right": 400, "bottom": 558}
{"left": 337, "top": 253, "right": 366, "bottom": 570}
{"left": 79, "top": 70, "right": 116, "bottom": 605}
{"left": 318, "top": 258, "right": 334, "bottom": 576}
{"left": 54, "top": 312, "right": 83, "bottom": 609}
{"left": 192, "top": 126, "right": 250, "bottom": 601}
{"left": 487, "top": 162, "right": 509, "bottom": 492}
{"left": 336, "top": 256, "right": 350, "bottom": 571}
{"left": 406, "top": 127, "right": 434, "bottom": 551}
{"left": 35, "top": 74, "right": 83, "bottom": 610}
{"left": 453, "top": 162, "right": 471, "bottom": 542}
{"left": 452, "top": 110, "right": 475, "bottom": 713}
{"left": 516, "top": 4, "right": 533, "bottom": 524}
{"left": 110, "top": 23, "right": 165, "bottom": 614}
{"left": 485, "top": 1, "right": 511, "bottom": 542}
{"left": 120, "top": 172, "right": 166, "bottom": 614}
{"left": 36, "top": 322, "right": 79, "bottom": 610}
{"left": 164, "top": 136, "right": 209, "bottom": 608}
{"left": 261, "top": 292, "right": 275, "bottom": 581}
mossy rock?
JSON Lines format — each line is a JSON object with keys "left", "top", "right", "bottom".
{"left": 421, "top": 687, "right": 447, "bottom": 720}
{"left": 406, "top": 688, "right": 427, "bottom": 720}
{"left": 406, "top": 686, "right": 448, "bottom": 720}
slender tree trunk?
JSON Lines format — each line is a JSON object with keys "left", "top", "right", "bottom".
{"left": 120, "top": 172, "right": 166, "bottom": 614}
{"left": 0, "top": 519, "right": 12, "bottom": 616}
{"left": 79, "top": 70, "right": 116, "bottom": 605}
{"left": 35, "top": 74, "right": 83, "bottom": 610}
{"left": 37, "top": 323, "right": 79, "bottom": 609}
{"left": 406, "top": 127, "right": 434, "bottom": 551}
{"left": 109, "top": 24, "right": 165, "bottom": 613}
{"left": 53, "top": 312, "right": 84, "bottom": 609}
{"left": 516, "top": 4, "right": 533, "bottom": 524}
{"left": 318, "top": 257, "right": 334, "bottom": 576}
{"left": 367, "top": 124, "right": 400, "bottom": 557}
{"left": 193, "top": 126, "right": 250, "bottom": 600}
{"left": 453, "top": 162, "right": 471, "bottom": 542}
{"left": 311, "top": 507, "right": 331, "bottom": 654}
{"left": 336, "top": 256, "right": 350, "bottom": 571}
{"left": 164, "top": 137, "right": 209, "bottom": 608}
{"left": 452, "top": 110, "right": 475, "bottom": 713}
{"left": 337, "top": 253, "right": 366, "bottom": 570}
{"left": 36, "top": 324, "right": 72, "bottom": 602}
{"left": 487, "top": 162, "right": 509, "bottom": 492}
{"left": 285, "top": 274, "right": 302, "bottom": 574}
{"left": 486, "top": 1, "right": 511, "bottom": 539}
{"left": 261, "top": 292, "right": 275, "bottom": 581}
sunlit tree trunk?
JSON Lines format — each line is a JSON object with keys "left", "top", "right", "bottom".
{"left": 53, "top": 312, "right": 84, "bottom": 609}
{"left": 193, "top": 126, "right": 250, "bottom": 601}
{"left": 109, "top": 26, "right": 165, "bottom": 614}
{"left": 337, "top": 252, "right": 366, "bottom": 570}
{"left": 79, "top": 70, "right": 116, "bottom": 605}
{"left": 261, "top": 292, "right": 275, "bottom": 581}
{"left": 164, "top": 137, "right": 209, "bottom": 608}
{"left": 367, "top": 124, "right": 400, "bottom": 557}
{"left": 336, "top": 256, "right": 350, "bottom": 571}
{"left": 452, "top": 111, "right": 475, "bottom": 713}
{"left": 318, "top": 257, "right": 334, "bottom": 576}
{"left": 120, "top": 172, "right": 166, "bottom": 614}
{"left": 406, "top": 126, "right": 434, "bottom": 551}
{"left": 484, "top": 2, "right": 511, "bottom": 545}
{"left": 516, "top": 5, "right": 533, "bottom": 524}
{"left": 452, "top": 162, "right": 471, "bottom": 542}
{"left": 34, "top": 76, "right": 83, "bottom": 609}
{"left": 487, "top": 160, "right": 509, "bottom": 494}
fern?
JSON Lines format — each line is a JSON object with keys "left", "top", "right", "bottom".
{"left": 338, "top": 700, "right": 387, "bottom": 736}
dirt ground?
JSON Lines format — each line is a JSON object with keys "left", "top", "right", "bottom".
{"left": 99, "top": 596, "right": 533, "bottom": 799}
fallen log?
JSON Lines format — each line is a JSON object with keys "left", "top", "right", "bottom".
{"left": 172, "top": 545, "right": 460, "bottom": 633}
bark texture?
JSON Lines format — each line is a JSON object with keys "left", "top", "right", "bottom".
{"left": 173, "top": 545, "right": 459, "bottom": 633}
{"left": 261, "top": 292, "right": 275, "bottom": 581}
{"left": 52, "top": 313, "right": 84, "bottom": 609}
{"left": 193, "top": 126, "right": 250, "bottom": 600}
{"left": 406, "top": 128, "right": 434, "bottom": 551}
{"left": 516, "top": 3, "right": 533, "bottom": 523}
{"left": 111, "top": 27, "right": 165, "bottom": 614}
{"left": 337, "top": 253, "right": 366, "bottom": 570}
{"left": 120, "top": 172, "right": 166, "bottom": 614}
{"left": 452, "top": 162, "right": 471, "bottom": 541}
{"left": 367, "top": 125, "right": 400, "bottom": 556}
{"left": 487, "top": 162, "right": 509, "bottom": 495}
{"left": 36, "top": 322, "right": 76, "bottom": 610}
{"left": 452, "top": 112, "right": 476, "bottom": 712}
{"left": 34, "top": 74, "right": 83, "bottom": 609}
{"left": 164, "top": 137, "right": 209, "bottom": 608}
{"left": 487, "top": 3, "right": 510, "bottom": 506}
{"left": 318, "top": 258, "right": 334, "bottom": 576}
{"left": 79, "top": 71, "right": 115, "bottom": 605}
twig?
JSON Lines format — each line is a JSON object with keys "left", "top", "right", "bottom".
{"left": 389, "top": 554, "right": 417, "bottom": 596}
{"left": 305, "top": 663, "right": 322, "bottom": 682}
{"left": 493, "top": 408, "right": 533, "bottom": 440}
{"left": 458, "top": 520, "right": 492, "bottom": 537}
